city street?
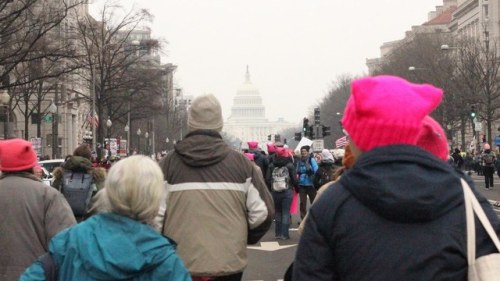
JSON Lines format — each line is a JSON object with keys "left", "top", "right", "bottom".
{"left": 243, "top": 174, "right": 500, "bottom": 281}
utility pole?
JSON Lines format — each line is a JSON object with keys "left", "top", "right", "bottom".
{"left": 52, "top": 85, "right": 59, "bottom": 159}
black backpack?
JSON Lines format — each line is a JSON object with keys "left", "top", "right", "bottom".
{"left": 61, "top": 171, "right": 94, "bottom": 216}
{"left": 314, "top": 165, "right": 335, "bottom": 189}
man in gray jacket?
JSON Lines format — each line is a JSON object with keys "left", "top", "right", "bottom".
{"left": 158, "top": 94, "right": 274, "bottom": 281}
{"left": 0, "top": 139, "right": 76, "bottom": 280}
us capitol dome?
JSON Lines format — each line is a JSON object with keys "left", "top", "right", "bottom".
{"left": 224, "top": 66, "right": 296, "bottom": 150}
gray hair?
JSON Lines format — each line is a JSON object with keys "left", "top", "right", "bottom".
{"left": 104, "top": 155, "right": 164, "bottom": 225}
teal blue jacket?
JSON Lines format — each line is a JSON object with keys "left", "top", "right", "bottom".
{"left": 20, "top": 213, "right": 191, "bottom": 281}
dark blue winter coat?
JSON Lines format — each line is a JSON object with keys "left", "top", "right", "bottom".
{"left": 293, "top": 145, "right": 500, "bottom": 281}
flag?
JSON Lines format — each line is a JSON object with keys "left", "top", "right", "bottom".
{"left": 335, "top": 136, "right": 348, "bottom": 148}
{"left": 86, "top": 111, "right": 99, "bottom": 128}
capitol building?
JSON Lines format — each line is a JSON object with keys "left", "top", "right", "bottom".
{"left": 224, "top": 67, "right": 296, "bottom": 150}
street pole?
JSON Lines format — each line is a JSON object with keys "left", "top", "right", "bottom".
{"left": 52, "top": 86, "right": 59, "bottom": 159}
{"left": 127, "top": 101, "right": 130, "bottom": 155}
{"left": 91, "top": 63, "right": 97, "bottom": 154}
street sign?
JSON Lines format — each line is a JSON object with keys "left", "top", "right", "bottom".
{"left": 42, "top": 115, "right": 53, "bottom": 123}
{"left": 475, "top": 122, "right": 482, "bottom": 131}
{"left": 312, "top": 139, "right": 324, "bottom": 152}
{"left": 31, "top": 137, "right": 42, "bottom": 158}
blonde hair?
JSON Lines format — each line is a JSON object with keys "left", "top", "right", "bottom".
{"left": 104, "top": 155, "right": 164, "bottom": 225}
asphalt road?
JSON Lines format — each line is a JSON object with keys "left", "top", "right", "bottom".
{"left": 242, "top": 173, "right": 500, "bottom": 281}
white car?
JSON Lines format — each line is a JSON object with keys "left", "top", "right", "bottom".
{"left": 39, "top": 159, "right": 65, "bottom": 186}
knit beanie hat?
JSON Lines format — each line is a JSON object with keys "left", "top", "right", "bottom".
{"left": 244, "top": 153, "right": 255, "bottom": 161}
{"left": 0, "top": 138, "right": 38, "bottom": 172}
{"left": 341, "top": 75, "right": 443, "bottom": 152}
{"left": 248, "top": 141, "right": 259, "bottom": 150}
{"left": 267, "top": 142, "right": 276, "bottom": 153}
{"left": 276, "top": 147, "right": 289, "bottom": 158}
{"left": 320, "top": 149, "right": 334, "bottom": 162}
{"left": 342, "top": 144, "right": 355, "bottom": 169}
{"left": 188, "top": 94, "right": 223, "bottom": 132}
{"left": 416, "top": 116, "right": 449, "bottom": 161}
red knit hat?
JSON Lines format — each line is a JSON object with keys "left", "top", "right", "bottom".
{"left": 248, "top": 141, "right": 259, "bottom": 150}
{"left": 266, "top": 142, "right": 276, "bottom": 153}
{"left": 341, "top": 75, "right": 443, "bottom": 151}
{"left": 416, "top": 116, "right": 449, "bottom": 161}
{"left": 0, "top": 138, "right": 38, "bottom": 171}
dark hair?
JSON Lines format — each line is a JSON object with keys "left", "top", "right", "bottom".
{"left": 73, "top": 144, "right": 92, "bottom": 160}
{"left": 301, "top": 145, "right": 310, "bottom": 152}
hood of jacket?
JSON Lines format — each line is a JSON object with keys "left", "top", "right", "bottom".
{"left": 63, "top": 156, "right": 93, "bottom": 172}
{"left": 273, "top": 156, "right": 292, "bottom": 167}
{"left": 51, "top": 213, "right": 176, "bottom": 280}
{"left": 319, "top": 159, "right": 335, "bottom": 167}
{"left": 174, "top": 130, "right": 232, "bottom": 167}
{"left": 340, "top": 145, "right": 463, "bottom": 223}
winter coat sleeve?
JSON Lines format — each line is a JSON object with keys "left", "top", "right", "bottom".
{"left": 293, "top": 198, "right": 338, "bottom": 280}
{"left": 19, "top": 260, "right": 45, "bottom": 281}
{"left": 265, "top": 163, "right": 274, "bottom": 189}
{"left": 247, "top": 164, "right": 275, "bottom": 245}
{"left": 288, "top": 163, "right": 299, "bottom": 188}
{"left": 44, "top": 189, "right": 76, "bottom": 240}
{"left": 465, "top": 176, "right": 500, "bottom": 257}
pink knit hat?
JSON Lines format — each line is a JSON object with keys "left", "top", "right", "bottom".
{"left": 248, "top": 141, "right": 259, "bottom": 150}
{"left": 266, "top": 142, "right": 276, "bottom": 153}
{"left": 244, "top": 153, "right": 255, "bottom": 161}
{"left": 276, "top": 147, "right": 289, "bottom": 158}
{"left": 416, "top": 116, "right": 449, "bottom": 161}
{"left": 341, "top": 75, "right": 443, "bottom": 151}
{"left": 0, "top": 139, "right": 38, "bottom": 171}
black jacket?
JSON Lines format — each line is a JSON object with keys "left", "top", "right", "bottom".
{"left": 266, "top": 155, "right": 298, "bottom": 191}
{"left": 293, "top": 145, "right": 500, "bottom": 281}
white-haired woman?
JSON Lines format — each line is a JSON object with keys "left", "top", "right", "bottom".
{"left": 20, "top": 155, "right": 191, "bottom": 281}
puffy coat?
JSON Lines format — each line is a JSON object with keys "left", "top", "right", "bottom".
{"left": 20, "top": 213, "right": 191, "bottom": 281}
{"left": 293, "top": 145, "right": 500, "bottom": 281}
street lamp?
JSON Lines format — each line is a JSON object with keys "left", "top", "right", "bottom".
{"left": 106, "top": 117, "right": 112, "bottom": 158}
{"left": 48, "top": 100, "right": 58, "bottom": 158}
{"left": 137, "top": 128, "right": 141, "bottom": 154}
{"left": 0, "top": 89, "right": 10, "bottom": 139}
{"left": 124, "top": 123, "right": 129, "bottom": 156}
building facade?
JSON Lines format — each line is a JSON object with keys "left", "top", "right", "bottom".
{"left": 224, "top": 67, "right": 296, "bottom": 151}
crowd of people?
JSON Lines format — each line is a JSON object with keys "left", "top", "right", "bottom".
{"left": 1, "top": 76, "right": 500, "bottom": 281}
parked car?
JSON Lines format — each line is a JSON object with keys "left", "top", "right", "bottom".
{"left": 39, "top": 159, "right": 65, "bottom": 175}
{"left": 41, "top": 166, "right": 52, "bottom": 186}
{"left": 39, "top": 159, "right": 65, "bottom": 186}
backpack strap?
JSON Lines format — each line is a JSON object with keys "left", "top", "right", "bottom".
{"left": 39, "top": 253, "right": 57, "bottom": 281}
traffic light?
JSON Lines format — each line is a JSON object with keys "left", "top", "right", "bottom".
{"left": 470, "top": 106, "right": 476, "bottom": 119}
{"left": 314, "top": 108, "right": 320, "bottom": 125}
{"left": 303, "top": 118, "right": 309, "bottom": 134}
{"left": 275, "top": 134, "right": 281, "bottom": 142}
{"left": 322, "top": 125, "right": 331, "bottom": 137}
{"left": 309, "top": 125, "right": 315, "bottom": 139}
{"left": 267, "top": 134, "right": 271, "bottom": 141}
{"left": 294, "top": 132, "right": 301, "bottom": 141}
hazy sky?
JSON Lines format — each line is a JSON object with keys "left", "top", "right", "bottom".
{"left": 91, "top": 0, "right": 441, "bottom": 124}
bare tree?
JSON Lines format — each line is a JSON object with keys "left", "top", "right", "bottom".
{"left": 73, "top": 3, "right": 166, "bottom": 156}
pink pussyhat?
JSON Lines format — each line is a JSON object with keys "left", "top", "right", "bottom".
{"left": 266, "top": 142, "right": 276, "bottom": 153}
{"left": 247, "top": 141, "right": 259, "bottom": 150}
{"left": 244, "top": 153, "right": 255, "bottom": 161}
{"left": 341, "top": 75, "right": 443, "bottom": 151}
{"left": 416, "top": 116, "right": 449, "bottom": 161}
